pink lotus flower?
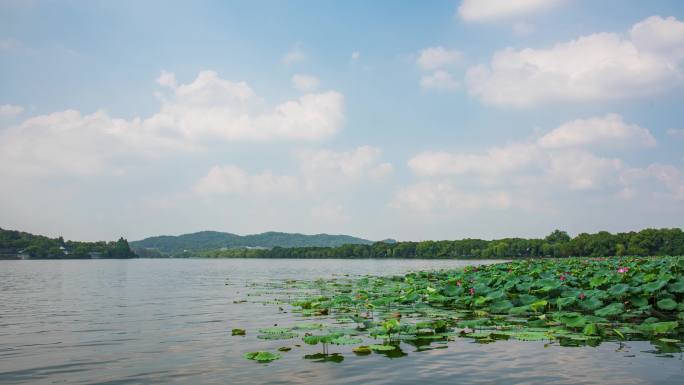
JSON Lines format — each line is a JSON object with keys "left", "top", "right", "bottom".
{"left": 456, "top": 281, "right": 462, "bottom": 287}
{"left": 579, "top": 293, "right": 586, "bottom": 300}
{"left": 469, "top": 288, "right": 475, "bottom": 296}
{"left": 559, "top": 275, "right": 566, "bottom": 281}
{"left": 617, "top": 267, "right": 630, "bottom": 274}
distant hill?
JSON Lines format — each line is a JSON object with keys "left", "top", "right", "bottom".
{"left": 130, "top": 231, "right": 377, "bottom": 255}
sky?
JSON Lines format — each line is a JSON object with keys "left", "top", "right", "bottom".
{"left": 1, "top": 0, "right": 684, "bottom": 242}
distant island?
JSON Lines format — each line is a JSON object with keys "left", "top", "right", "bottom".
{"left": 1, "top": 227, "right": 682, "bottom": 260}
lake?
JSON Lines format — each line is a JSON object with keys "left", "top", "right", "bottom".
{"left": 1, "top": 259, "right": 682, "bottom": 385}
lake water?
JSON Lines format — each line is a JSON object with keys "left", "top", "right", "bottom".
{"left": 1, "top": 259, "right": 682, "bottom": 385}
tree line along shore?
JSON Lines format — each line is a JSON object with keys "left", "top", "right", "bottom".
{"left": 2, "top": 227, "right": 683, "bottom": 260}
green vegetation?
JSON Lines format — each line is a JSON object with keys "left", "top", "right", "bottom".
{"left": 238, "top": 256, "right": 684, "bottom": 364}
{"left": 130, "top": 230, "right": 377, "bottom": 256}
{"left": 0, "top": 228, "right": 137, "bottom": 259}
{"left": 204, "top": 228, "right": 684, "bottom": 259}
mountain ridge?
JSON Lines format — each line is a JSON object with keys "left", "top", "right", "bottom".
{"left": 130, "top": 230, "right": 383, "bottom": 255}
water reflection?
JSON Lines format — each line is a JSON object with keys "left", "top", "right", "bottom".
{"left": 1, "top": 259, "right": 683, "bottom": 385}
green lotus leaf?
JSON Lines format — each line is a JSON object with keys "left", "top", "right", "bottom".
{"left": 369, "top": 344, "right": 397, "bottom": 351}
{"left": 579, "top": 296, "right": 603, "bottom": 311}
{"left": 293, "top": 323, "right": 325, "bottom": 330}
{"left": 257, "top": 332, "right": 298, "bottom": 340}
{"left": 243, "top": 351, "right": 281, "bottom": 362}
{"left": 231, "top": 328, "right": 246, "bottom": 336}
{"left": 258, "top": 327, "right": 292, "bottom": 334}
{"left": 331, "top": 336, "right": 363, "bottom": 345}
{"left": 641, "top": 280, "right": 668, "bottom": 293}
{"left": 630, "top": 295, "right": 649, "bottom": 308}
{"left": 594, "top": 302, "right": 624, "bottom": 318}
{"left": 607, "top": 283, "right": 630, "bottom": 296}
{"left": 530, "top": 300, "right": 548, "bottom": 313}
{"left": 637, "top": 321, "right": 678, "bottom": 335}
{"left": 489, "top": 299, "right": 514, "bottom": 313}
{"left": 657, "top": 298, "right": 678, "bottom": 311}
{"left": 583, "top": 323, "right": 600, "bottom": 336}
{"left": 668, "top": 279, "right": 684, "bottom": 293}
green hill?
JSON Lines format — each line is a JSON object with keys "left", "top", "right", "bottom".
{"left": 130, "top": 230, "right": 377, "bottom": 255}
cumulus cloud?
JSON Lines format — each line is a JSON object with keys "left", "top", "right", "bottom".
{"left": 0, "top": 70, "right": 345, "bottom": 177}
{"left": 457, "top": 0, "right": 564, "bottom": 22}
{"left": 467, "top": 15, "right": 684, "bottom": 107}
{"left": 0, "top": 104, "right": 24, "bottom": 117}
{"left": 620, "top": 163, "right": 684, "bottom": 201}
{"left": 420, "top": 70, "right": 460, "bottom": 92}
{"left": 391, "top": 181, "right": 511, "bottom": 211}
{"left": 538, "top": 114, "right": 656, "bottom": 149}
{"left": 295, "top": 145, "right": 393, "bottom": 184}
{"left": 193, "top": 165, "right": 299, "bottom": 197}
{"left": 409, "top": 142, "right": 542, "bottom": 177}
{"left": 398, "top": 114, "right": 668, "bottom": 212}
{"left": 291, "top": 74, "right": 320, "bottom": 92}
{"left": 417, "top": 46, "right": 462, "bottom": 70}
{"left": 0, "top": 109, "right": 193, "bottom": 177}
{"left": 416, "top": 47, "right": 462, "bottom": 92}
{"left": 194, "top": 145, "right": 393, "bottom": 198}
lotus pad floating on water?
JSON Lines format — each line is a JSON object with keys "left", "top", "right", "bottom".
{"left": 237, "top": 256, "right": 684, "bottom": 364}
{"left": 243, "top": 351, "right": 281, "bottom": 362}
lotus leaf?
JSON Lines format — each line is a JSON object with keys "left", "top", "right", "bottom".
{"left": 243, "top": 351, "right": 281, "bottom": 362}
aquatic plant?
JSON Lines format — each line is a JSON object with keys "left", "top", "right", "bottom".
{"left": 239, "top": 256, "right": 684, "bottom": 364}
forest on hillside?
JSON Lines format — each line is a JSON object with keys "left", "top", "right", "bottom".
{"left": 0, "top": 228, "right": 137, "bottom": 259}
{"left": 194, "top": 228, "right": 684, "bottom": 259}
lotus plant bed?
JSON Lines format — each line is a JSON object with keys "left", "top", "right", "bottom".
{"left": 237, "top": 256, "right": 684, "bottom": 363}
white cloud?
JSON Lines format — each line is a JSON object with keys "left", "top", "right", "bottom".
{"left": 296, "top": 145, "right": 393, "bottom": 184}
{"left": 0, "top": 104, "right": 24, "bottom": 117}
{"left": 391, "top": 181, "right": 512, "bottom": 211}
{"left": 310, "top": 201, "right": 349, "bottom": 223}
{"left": 282, "top": 44, "right": 307, "bottom": 65}
{"left": 467, "top": 16, "right": 684, "bottom": 107}
{"left": 620, "top": 163, "right": 684, "bottom": 201}
{"left": 130, "top": 70, "right": 344, "bottom": 142}
{"left": 630, "top": 16, "right": 684, "bottom": 62}
{"left": 193, "top": 165, "right": 299, "bottom": 197}
{"left": 512, "top": 21, "right": 536, "bottom": 37}
{"left": 402, "top": 114, "right": 658, "bottom": 214}
{"left": 457, "top": 0, "right": 563, "bottom": 22}
{"left": 351, "top": 51, "right": 360, "bottom": 61}
{"left": 417, "top": 46, "right": 462, "bottom": 70}
{"left": 194, "top": 145, "right": 393, "bottom": 198}
{"left": 545, "top": 150, "right": 622, "bottom": 190}
{"left": 538, "top": 114, "right": 656, "bottom": 149}
{"left": 420, "top": 70, "right": 460, "bottom": 92}
{"left": 667, "top": 128, "right": 684, "bottom": 138}
{"left": 156, "top": 70, "right": 177, "bottom": 88}
{"left": 409, "top": 142, "right": 542, "bottom": 177}
{"left": 0, "top": 70, "right": 345, "bottom": 177}
{"left": 0, "top": 109, "right": 193, "bottom": 177}
{"left": 291, "top": 74, "right": 320, "bottom": 92}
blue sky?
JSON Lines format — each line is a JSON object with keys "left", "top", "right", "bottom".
{"left": 1, "top": 0, "right": 683, "bottom": 241}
